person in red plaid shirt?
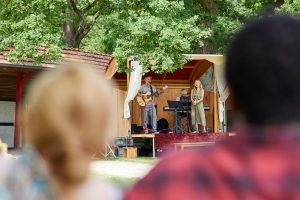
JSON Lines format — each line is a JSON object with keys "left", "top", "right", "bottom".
{"left": 125, "top": 15, "right": 300, "bottom": 200}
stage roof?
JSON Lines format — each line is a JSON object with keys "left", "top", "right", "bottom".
{"left": 111, "top": 54, "right": 224, "bottom": 85}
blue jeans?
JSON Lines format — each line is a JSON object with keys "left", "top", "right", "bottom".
{"left": 141, "top": 106, "right": 157, "bottom": 131}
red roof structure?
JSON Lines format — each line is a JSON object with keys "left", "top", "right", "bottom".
{"left": 0, "top": 48, "right": 115, "bottom": 100}
{"left": 0, "top": 47, "right": 114, "bottom": 71}
{"left": 0, "top": 48, "right": 116, "bottom": 149}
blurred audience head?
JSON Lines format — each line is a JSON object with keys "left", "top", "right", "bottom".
{"left": 22, "top": 64, "right": 113, "bottom": 185}
{"left": 226, "top": 15, "right": 300, "bottom": 125}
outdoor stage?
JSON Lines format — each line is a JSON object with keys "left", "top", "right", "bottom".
{"left": 131, "top": 132, "right": 233, "bottom": 157}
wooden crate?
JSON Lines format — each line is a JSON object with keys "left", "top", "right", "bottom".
{"left": 122, "top": 147, "right": 137, "bottom": 158}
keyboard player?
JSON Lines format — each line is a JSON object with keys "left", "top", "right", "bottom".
{"left": 175, "top": 89, "right": 193, "bottom": 132}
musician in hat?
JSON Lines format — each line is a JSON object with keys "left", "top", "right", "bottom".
{"left": 137, "top": 76, "right": 160, "bottom": 133}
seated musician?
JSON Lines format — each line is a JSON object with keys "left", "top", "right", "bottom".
{"left": 175, "top": 89, "right": 193, "bottom": 132}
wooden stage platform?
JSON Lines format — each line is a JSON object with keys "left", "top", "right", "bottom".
{"left": 131, "top": 132, "right": 234, "bottom": 157}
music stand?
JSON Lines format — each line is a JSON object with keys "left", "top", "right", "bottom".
{"left": 167, "top": 101, "right": 183, "bottom": 133}
{"left": 182, "top": 101, "right": 191, "bottom": 108}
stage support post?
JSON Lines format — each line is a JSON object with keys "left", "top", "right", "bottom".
{"left": 126, "top": 59, "right": 131, "bottom": 136}
{"left": 14, "top": 71, "right": 24, "bottom": 149}
{"left": 14, "top": 71, "right": 33, "bottom": 149}
{"left": 213, "top": 65, "right": 219, "bottom": 132}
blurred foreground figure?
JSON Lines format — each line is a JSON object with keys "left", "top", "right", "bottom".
{"left": 125, "top": 15, "right": 300, "bottom": 200}
{"left": 0, "top": 65, "right": 121, "bottom": 200}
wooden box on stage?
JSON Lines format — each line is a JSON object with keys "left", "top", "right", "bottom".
{"left": 122, "top": 147, "right": 137, "bottom": 158}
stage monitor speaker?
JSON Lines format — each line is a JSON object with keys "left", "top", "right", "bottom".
{"left": 157, "top": 118, "right": 169, "bottom": 131}
{"left": 131, "top": 124, "right": 144, "bottom": 133}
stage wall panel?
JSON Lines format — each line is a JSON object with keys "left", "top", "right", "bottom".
{"left": 111, "top": 88, "right": 130, "bottom": 138}
{"left": 131, "top": 87, "right": 214, "bottom": 131}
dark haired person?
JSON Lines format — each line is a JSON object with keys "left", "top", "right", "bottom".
{"left": 125, "top": 15, "right": 300, "bottom": 200}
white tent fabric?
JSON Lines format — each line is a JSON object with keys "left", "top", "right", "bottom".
{"left": 214, "top": 62, "right": 229, "bottom": 128}
{"left": 124, "top": 61, "right": 142, "bottom": 119}
{"left": 215, "top": 64, "right": 230, "bottom": 103}
{"left": 218, "top": 101, "right": 224, "bottom": 123}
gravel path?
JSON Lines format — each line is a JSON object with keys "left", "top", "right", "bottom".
{"left": 90, "top": 160, "right": 154, "bottom": 178}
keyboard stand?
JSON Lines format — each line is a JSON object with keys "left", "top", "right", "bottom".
{"left": 167, "top": 100, "right": 184, "bottom": 133}
{"left": 173, "top": 108, "right": 183, "bottom": 133}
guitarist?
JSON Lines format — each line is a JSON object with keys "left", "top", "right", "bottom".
{"left": 137, "top": 76, "right": 160, "bottom": 134}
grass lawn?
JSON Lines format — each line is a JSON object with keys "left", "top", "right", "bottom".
{"left": 90, "top": 157, "right": 158, "bottom": 186}
{"left": 92, "top": 173, "right": 139, "bottom": 186}
{"left": 100, "top": 156, "right": 158, "bottom": 164}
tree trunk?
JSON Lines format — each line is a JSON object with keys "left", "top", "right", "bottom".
{"left": 72, "top": 39, "right": 81, "bottom": 48}
{"left": 62, "top": 13, "right": 82, "bottom": 47}
{"left": 64, "top": 0, "right": 103, "bottom": 48}
{"left": 200, "top": 0, "right": 218, "bottom": 12}
{"left": 63, "top": 23, "right": 76, "bottom": 47}
{"left": 200, "top": 0, "right": 209, "bottom": 10}
{"left": 275, "top": 0, "right": 284, "bottom": 7}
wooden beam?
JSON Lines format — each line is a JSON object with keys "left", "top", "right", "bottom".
{"left": 188, "top": 60, "right": 204, "bottom": 82}
{"left": 126, "top": 59, "right": 131, "bottom": 135}
{"left": 105, "top": 58, "right": 117, "bottom": 79}
{"left": 114, "top": 79, "right": 191, "bottom": 89}
{"left": 213, "top": 65, "right": 219, "bottom": 132}
{"left": 14, "top": 72, "right": 24, "bottom": 149}
{"left": 183, "top": 65, "right": 195, "bottom": 69}
{"left": 189, "top": 60, "right": 212, "bottom": 85}
{"left": 162, "top": 71, "right": 167, "bottom": 84}
{"left": 13, "top": 71, "right": 33, "bottom": 149}
{"left": 126, "top": 59, "right": 130, "bottom": 90}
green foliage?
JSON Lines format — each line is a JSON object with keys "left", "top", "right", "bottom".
{"left": 80, "top": 23, "right": 107, "bottom": 52}
{"left": 0, "top": 0, "right": 64, "bottom": 63}
{"left": 0, "top": 0, "right": 111, "bottom": 63}
{"left": 2, "top": 0, "right": 300, "bottom": 73}
{"left": 276, "top": 0, "right": 300, "bottom": 16}
{"left": 97, "top": 0, "right": 211, "bottom": 73}
{"left": 193, "top": 0, "right": 257, "bottom": 53}
{"left": 182, "top": 0, "right": 299, "bottom": 54}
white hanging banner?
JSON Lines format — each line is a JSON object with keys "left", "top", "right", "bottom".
{"left": 124, "top": 61, "right": 142, "bottom": 119}
{"left": 215, "top": 64, "right": 229, "bottom": 128}
{"left": 218, "top": 101, "right": 225, "bottom": 123}
{"left": 215, "top": 64, "right": 230, "bottom": 103}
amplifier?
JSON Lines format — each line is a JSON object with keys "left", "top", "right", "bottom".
{"left": 114, "top": 137, "right": 134, "bottom": 147}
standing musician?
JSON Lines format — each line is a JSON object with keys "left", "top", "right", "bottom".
{"left": 191, "top": 80, "right": 207, "bottom": 132}
{"left": 137, "top": 76, "right": 160, "bottom": 133}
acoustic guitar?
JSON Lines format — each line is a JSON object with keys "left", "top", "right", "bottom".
{"left": 136, "top": 85, "right": 168, "bottom": 107}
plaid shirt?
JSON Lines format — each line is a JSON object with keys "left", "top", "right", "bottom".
{"left": 125, "top": 124, "right": 300, "bottom": 200}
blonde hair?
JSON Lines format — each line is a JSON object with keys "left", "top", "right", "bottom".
{"left": 22, "top": 64, "right": 113, "bottom": 185}
{"left": 194, "top": 79, "right": 203, "bottom": 90}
